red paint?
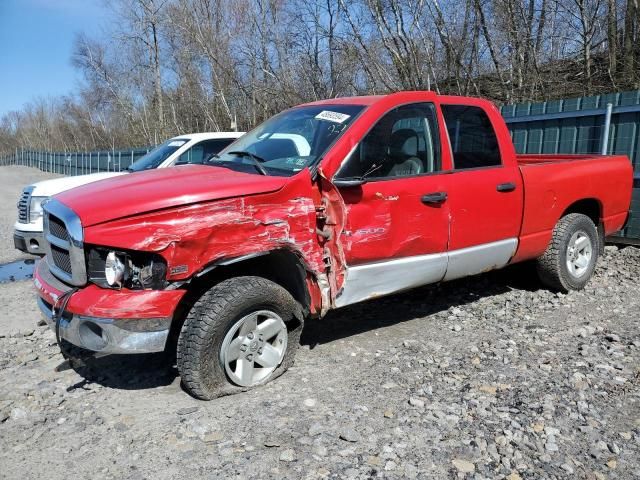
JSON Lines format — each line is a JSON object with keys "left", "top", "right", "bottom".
{"left": 56, "top": 165, "right": 289, "bottom": 227}
{"left": 339, "top": 174, "right": 450, "bottom": 264}
{"left": 512, "top": 153, "right": 632, "bottom": 262}
{"left": 34, "top": 260, "right": 185, "bottom": 319}
{"left": 34, "top": 92, "right": 633, "bottom": 321}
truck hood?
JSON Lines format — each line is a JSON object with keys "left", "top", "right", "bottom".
{"left": 32, "top": 172, "right": 125, "bottom": 197}
{"left": 55, "top": 165, "right": 289, "bottom": 227}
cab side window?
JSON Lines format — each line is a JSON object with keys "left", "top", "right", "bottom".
{"left": 176, "top": 138, "right": 236, "bottom": 165}
{"left": 336, "top": 103, "right": 440, "bottom": 180}
{"left": 441, "top": 105, "right": 501, "bottom": 169}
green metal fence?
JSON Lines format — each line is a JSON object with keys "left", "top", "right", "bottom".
{"left": 501, "top": 91, "right": 640, "bottom": 241}
{"left": 0, "top": 147, "right": 152, "bottom": 175}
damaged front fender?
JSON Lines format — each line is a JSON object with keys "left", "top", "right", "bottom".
{"left": 83, "top": 169, "right": 349, "bottom": 316}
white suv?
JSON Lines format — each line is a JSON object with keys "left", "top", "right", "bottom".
{"left": 14, "top": 132, "right": 243, "bottom": 255}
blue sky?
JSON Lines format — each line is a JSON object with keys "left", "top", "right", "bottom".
{"left": 0, "top": 0, "right": 109, "bottom": 116}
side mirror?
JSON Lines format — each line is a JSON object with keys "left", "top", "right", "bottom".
{"left": 332, "top": 177, "right": 366, "bottom": 188}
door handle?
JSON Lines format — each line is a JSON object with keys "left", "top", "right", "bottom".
{"left": 497, "top": 182, "right": 516, "bottom": 192}
{"left": 421, "top": 191, "right": 447, "bottom": 204}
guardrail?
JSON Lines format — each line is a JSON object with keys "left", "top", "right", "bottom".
{"left": 0, "top": 148, "right": 152, "bottom": 176}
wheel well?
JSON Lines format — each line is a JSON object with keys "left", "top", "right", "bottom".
{"left": 186, "top": 249, "right": 310, "bottom": 311}
{"left": 562, "top": 198, "right": 601, "bottom": 226}
{"left": 166, "top": 250, "right": 311, "bottom": 353}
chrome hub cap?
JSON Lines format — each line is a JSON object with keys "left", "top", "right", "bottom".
{"left": 220, "top": 310, "right": 288, "bottom": 387}
{"left": 566, "top": 231, "right": 592, "bottom": 278}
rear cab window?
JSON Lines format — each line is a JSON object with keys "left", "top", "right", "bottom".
{"left": 441, "top": 105, "right": 501, "bottom": 169}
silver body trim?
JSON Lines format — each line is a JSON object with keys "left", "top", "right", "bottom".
{"left": 336, "top": 238, "right": 518, "bottom": 308}
{"left": 43, "top": 198, "right": 87, "bottom": 286}
{"left": 444, "top": 238, "right": 518, "bottom": 281}
{"left": 335, "top": 252, "right": 448, "bottom": 307}
{"left": 37, "top": 297, "right": 170, "bottom": 354}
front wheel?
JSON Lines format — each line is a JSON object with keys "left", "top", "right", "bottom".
{"left": 176, "top": 276, "right": 303, "bottom": 400}
{"left": 536, "top": 213, "right": 599, "bottom": 291}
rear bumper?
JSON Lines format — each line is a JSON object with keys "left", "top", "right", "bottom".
{"left": 14, "top": 229, "right": 45, "bottom": 255}
{"left": 34, "top": 258, "right": 185, "bottom": 354}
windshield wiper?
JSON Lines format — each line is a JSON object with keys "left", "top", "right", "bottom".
{"left": 228, "top": 150, "right": 268, "bottom": 176}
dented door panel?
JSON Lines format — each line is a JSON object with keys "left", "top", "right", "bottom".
{"left": 338, "top": 177, "right": 450, "bottom": 265}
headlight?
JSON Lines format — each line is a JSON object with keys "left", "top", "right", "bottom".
{"left": 87, "top": 247, "right": 167, "bottom": 290}
{"left": 29, "top": 196, "right": 47, "bottom": 223}
{"left": 105, "top": 251, "right": 126, "bottom": 287}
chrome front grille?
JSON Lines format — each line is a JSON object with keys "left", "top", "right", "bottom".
{"left": 51, "top": 244, "right": 72, "bottom": 276}
{"left": 17, "top": 187, "right": 33, "bottom": 223}
{"left": 43, "top": 199, "right": 87, "bottom": 286}
{"left": 48, "top": 214, "right": 70, "bottom": 241}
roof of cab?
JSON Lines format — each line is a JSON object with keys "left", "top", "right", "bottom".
{"left": 171, "top": 131, "right": 244, "bottom": 142}
{"left": 300, "top": 91, "right": 492, "bottom": 109}
{"left": 301, "top": 95, "right": 384, "bottom": 107}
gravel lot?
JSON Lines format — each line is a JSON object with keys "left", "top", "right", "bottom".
{"left": 0, "top": 166, "right": 61, "bottom": 264}
{"left": 0, "top": 166, "right": 639, "bottom": 479}
{"left": 0, "top": 166, "right": 60, "bottom": 335}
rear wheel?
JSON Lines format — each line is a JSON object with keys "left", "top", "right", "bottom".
{"left": 536, "top": 213, "right": 599, "bottom": 291}
{"left": 176, "top": 276, "right": 303, "bottom": 400}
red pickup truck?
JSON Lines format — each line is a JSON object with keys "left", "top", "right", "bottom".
{"left": 34, "top": 92, "right": 632, "bottom": 399}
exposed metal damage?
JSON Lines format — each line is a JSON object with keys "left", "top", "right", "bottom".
{"left": 81, "top": 169, "right": 349, "bottom": 316}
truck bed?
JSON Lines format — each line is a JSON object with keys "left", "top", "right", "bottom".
{"left": 512, "top": 153, "right": 633, "bottom": 262}
{"left": 517, "top": 154, "right": 611, "bottom": 165}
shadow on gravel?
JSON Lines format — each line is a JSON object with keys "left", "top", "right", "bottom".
{"left": 301, "top": 261, "right": 544, "bottom": 349}
{"left": 60, "top": 263, "right": 544, "bottom": 390}
{"left": 63, "top": 351, "right": 178, "bottom": 391}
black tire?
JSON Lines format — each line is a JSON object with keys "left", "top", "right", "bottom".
{"left": 536, "top": 213, "right": 599, "bottom": 292}
{"left": 176, "top": 276, "right": 304, "bottom": 400}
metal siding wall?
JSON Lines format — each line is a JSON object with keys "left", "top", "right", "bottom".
{"left": 504, "top": 90, "right": 640, "bottom": 240}
{"left": 542, "top": 121, "right": 560, "bottom": 154}
{"left": 526, "top": 125, "right": 543, "bottom": 153}
{"left": 559, "top": 122, "right": 577, "bottom": 153}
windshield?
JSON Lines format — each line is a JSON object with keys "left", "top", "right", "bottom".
{"left": 209, "top": 104, "right": 365, "bottom": 176}
{"left": 128, "top": 138, "right": 188, "bottom": 172}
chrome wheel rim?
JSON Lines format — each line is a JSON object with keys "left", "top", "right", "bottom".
{"left": 566, "top": 231, "right": 592, "bottom": 278}
{"left": 220, "top": 310, "right": 288, "bottom": 387}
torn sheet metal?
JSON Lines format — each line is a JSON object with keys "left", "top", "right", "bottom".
{"left": 83, "top": 169, "right": 340, "bottom": 315}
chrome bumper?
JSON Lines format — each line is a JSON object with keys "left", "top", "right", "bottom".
{"left": 38, "top": 296, "right": 171, "bottom": 354}
{"left": 14, "top": 229, "right": 45, "bottom": 255}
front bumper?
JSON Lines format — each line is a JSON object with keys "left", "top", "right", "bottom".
{"left": 37, "top": 296, "right": 171, "bottom": 354}
{"left": 34, "top": 258, "right": 185, "bottom": 354}
{"left": 14, "top": 229, "right": 45, "bottom": 255}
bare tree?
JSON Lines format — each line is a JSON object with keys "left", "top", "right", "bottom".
{"left": 1, "top": 0, "right": 638, "bottom": 155}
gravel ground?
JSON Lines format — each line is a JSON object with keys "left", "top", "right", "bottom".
{"left": 0, "top": 166, "right": 61, "bottom": 335}
{"left": 0, "top": 168, "right": 639, "bottom": 479}
{"left": 0, "top": 165, "right": 61, "bottom": 264}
